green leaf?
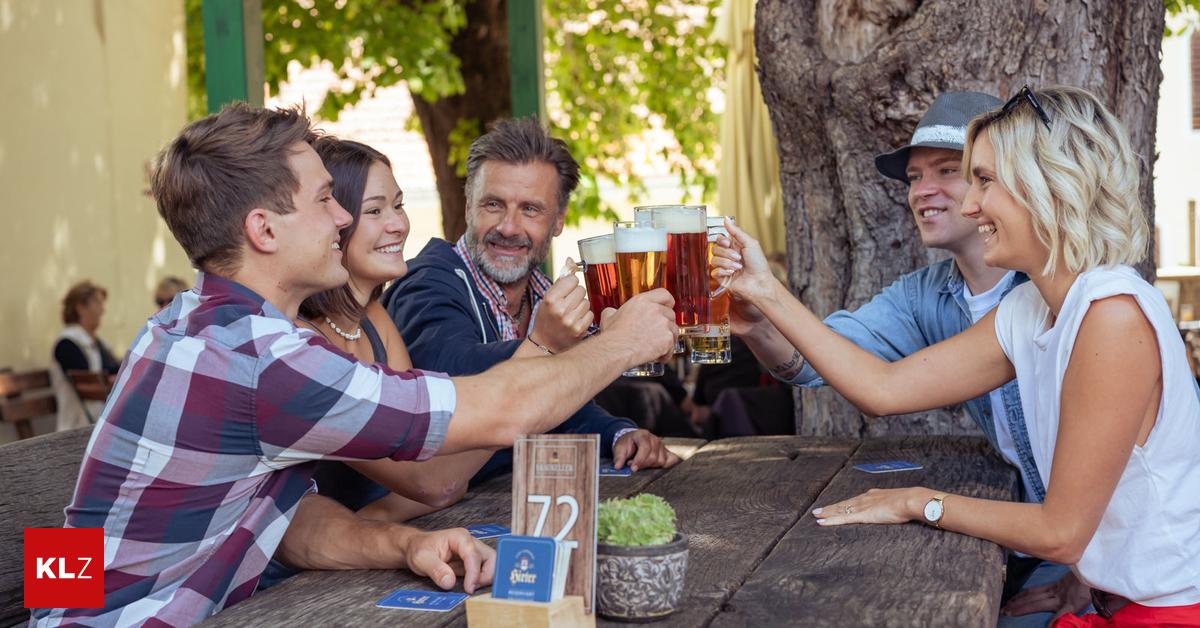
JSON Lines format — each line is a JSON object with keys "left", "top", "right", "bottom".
{"left": 597, "top": 493, "right": 677, "bottom": 546}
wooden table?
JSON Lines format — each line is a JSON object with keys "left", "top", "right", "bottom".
{"left": 205, "top": 436, "right": 1017, "bottom": 627}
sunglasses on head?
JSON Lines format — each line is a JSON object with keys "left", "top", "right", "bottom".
{"left": 1000, "top": 85, "right": 1052, "bottom": 131}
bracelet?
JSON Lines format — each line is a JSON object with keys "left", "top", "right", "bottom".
{"left": 527, "top": 334, "right": 554, "bottom": 355}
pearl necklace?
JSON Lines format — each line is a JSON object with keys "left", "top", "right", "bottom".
{"left": 325, "top": 317, "right": 362, "bottom": 341}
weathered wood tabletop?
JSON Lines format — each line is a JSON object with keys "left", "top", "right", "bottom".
{"left": 204, "top": 436, "right": 1017, "bottom": 627}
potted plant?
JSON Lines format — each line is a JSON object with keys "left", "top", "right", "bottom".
{"left": 595, "top": 493, "right": 689, "bottom": 622}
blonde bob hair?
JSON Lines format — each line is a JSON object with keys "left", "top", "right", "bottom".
{"left": 962, "top": 85, "right": 1147, "bottom": 276}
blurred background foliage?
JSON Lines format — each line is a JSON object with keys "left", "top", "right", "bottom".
{"left": 185, "top": 0, "right": 725, "bottom": 229}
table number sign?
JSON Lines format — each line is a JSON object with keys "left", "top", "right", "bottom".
{"left": 512, "top": 434, "right": 599, "bottom": 614}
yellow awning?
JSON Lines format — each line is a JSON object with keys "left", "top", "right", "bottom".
{"left": 716, "top": 0, "right": 785, "bottom": 255}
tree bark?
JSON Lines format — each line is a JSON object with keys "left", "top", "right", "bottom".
{"left": 411, "top": 0, "right": 513, "bottom": 242}
{"left": 754, "top": 0, "right": 1164, "bottom": 438}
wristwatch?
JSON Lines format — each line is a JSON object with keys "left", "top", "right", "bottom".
{"left": 923, "top": 494, "right": 946, "bottom": 529}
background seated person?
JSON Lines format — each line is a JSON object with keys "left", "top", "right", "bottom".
{"left": 51, "top": 280, "right": 120, "bottom": 430}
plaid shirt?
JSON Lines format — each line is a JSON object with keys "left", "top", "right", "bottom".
{"left": 32, "top": 273, "right": 455, "bottom": 627}
{"left": 454, "top": 237, "right": 552, "bottom": 341}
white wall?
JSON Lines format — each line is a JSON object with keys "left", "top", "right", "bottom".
{"left": 0, "top": 0, "right": 192, "bottom": 441}
{"left": 1155, "top": 27, "right": 1200, "bottom": 268}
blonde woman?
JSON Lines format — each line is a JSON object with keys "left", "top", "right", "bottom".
{"left": 713, "top": 86, "right": 1200, "bottom": 625}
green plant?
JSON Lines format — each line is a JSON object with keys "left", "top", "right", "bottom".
{"left": 597, "top": 494, "right": 677, "bottom": 546}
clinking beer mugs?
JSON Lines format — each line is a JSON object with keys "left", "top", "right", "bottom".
{"left": 573, "top": 210, "right": 733, "bottom": 374}
{"left": 632, "top": 206, "right": 732, "bottom": 365}
{"left": 633, "top": 205, "right": 707, "bottom": 355}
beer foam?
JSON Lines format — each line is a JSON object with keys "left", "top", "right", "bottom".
{"left": 614, "top": 226, "right": 668, "bottom": 252}
{"left": 578, "top": 235, "right": 616, "bottom": 264}
{"left": 635, "top": 206, "right": 706, "bottom": 233}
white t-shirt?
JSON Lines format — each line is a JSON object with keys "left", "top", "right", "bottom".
{"left": 962, "top": 271, "right": 1040, "bottom": 499}
{"left": 994, "top": 265, "right": 1200, "bottom": 606}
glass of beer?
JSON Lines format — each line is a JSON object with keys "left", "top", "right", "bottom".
{"left": 633, "top": 205, "right": 708, "bottom": 355}
{"left": 613, "top": 220, "right": 668, "bottom": 377}
{"left": 689, "top": 216, "right": 733, "bottom": 364}
{"left": 577, "top": 234, "right": 619, "bottom": 323}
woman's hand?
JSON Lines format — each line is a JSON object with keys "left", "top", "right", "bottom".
{"left": 811, "top": 487, "right": 927, "bottom": 526}
{"left": 1001, "top": 571, "right": 1092, "bottom": 620}
{"left": 711, "top": 218, "right": 779, "bottom": 306}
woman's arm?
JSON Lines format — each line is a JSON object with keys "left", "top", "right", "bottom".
{"left": 815, "top": 296, "right": 1162, "bottom": 564}
{"left": 348, "top": 303, "right": 495, "bottom": 510}
{"left": 715, "top": 219, "right": 1014, "bottom": 416}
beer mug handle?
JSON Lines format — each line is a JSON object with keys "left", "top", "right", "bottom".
{"left": 708, "top": 230, "right": 732, "bottom": 298}
{"left": 711, "top": 276, "right": 731, "bottom": 299}
{"left": 558, "top": 257, "right": 587, "bottom": 280}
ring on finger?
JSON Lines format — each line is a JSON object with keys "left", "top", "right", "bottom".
{"left": 842, "top": 505, "right": 854, "bottom": 514}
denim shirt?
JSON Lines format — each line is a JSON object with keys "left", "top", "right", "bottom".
{"left": 787, "top": 259, "right": 1046, "bottom": 503}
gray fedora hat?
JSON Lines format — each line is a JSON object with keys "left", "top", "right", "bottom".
{"left": 874, "top": 91, "right": 1002, "bottom": 182}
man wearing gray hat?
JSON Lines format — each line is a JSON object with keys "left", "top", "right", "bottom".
{"left": 729, "top": 92, "right": 1085, "bottom": 626}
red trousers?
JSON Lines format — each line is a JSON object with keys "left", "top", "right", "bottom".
{"left": 1053, "top": 601, "right": 1200, "bottom": 627}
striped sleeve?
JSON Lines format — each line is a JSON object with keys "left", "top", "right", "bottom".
{"left": 253, "top": 331, "right": 456, "bottom": 466}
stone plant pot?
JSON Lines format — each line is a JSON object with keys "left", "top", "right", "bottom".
{"left": 596, "top": 533, "right": 689, "bottom": 622}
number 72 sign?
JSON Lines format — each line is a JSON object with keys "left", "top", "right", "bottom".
{"left": 512, "top": 434, "right": 598, "bottom": 613}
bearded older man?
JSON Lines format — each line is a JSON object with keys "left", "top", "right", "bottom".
{"left": 382, "top": 118, "right": 679, "bottom": 488}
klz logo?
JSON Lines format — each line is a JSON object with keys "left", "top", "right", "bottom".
{"left": 24, "top": 528, "right": 104, "bottom": 608}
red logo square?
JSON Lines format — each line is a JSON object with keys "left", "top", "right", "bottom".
{"left": 24, "top": 528, "right": 104, "bottom": 609}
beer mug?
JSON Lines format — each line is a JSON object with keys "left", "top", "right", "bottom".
{"left": 633, "top": 205, "right": 708, "bottom": 355}
{"left": 613, "top": 220, "right": 669, "bottom": 377}
{"left": 576, "top": 234, "right": 619, "bottom": 323}
{"left": 689, "top": 216, "right": 733, "bottom": 364}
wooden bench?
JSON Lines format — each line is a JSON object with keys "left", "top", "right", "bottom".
{"left": 67, "top": 370, "right": 112, "bottom": 404}
{"left": 0, "top": 427, "right": 92, "bottom": 626}
{"left": 0, "top": 370, "right": 56, "bottom": 440}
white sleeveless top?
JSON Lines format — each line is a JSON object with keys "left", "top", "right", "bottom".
{"left": 994, "top": 265, "right": 1200, "bottom": 606}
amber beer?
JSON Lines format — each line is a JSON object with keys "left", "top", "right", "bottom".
{"left": 613, "top": 220, "right": 668, "bottom": 377}
{"left": 577, "top": 234, "right": 619, "bottom": 321}
{"left": 633, "top": 206, "right": 710, "bottom": 330}
{"left": 690, "top": 216, "right": 733, "bottom": 364}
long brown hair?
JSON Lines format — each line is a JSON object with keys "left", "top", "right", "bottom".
{"left": 298, "top": 136, "right": 393, "bottom": 323}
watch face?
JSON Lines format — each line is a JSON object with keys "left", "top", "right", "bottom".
{"left": 924, "top": 499, "right": 943, "bottom": 523}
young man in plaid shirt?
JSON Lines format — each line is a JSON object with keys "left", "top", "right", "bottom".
{"left": 32, "top": 104, "right": 677, "bottom": 627}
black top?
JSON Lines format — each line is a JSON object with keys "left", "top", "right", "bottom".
{"left": 312, "top": 315, "right": 391, "bottom": 512}
{"left": 53, "top": 336, "right": 120, "bottom": 375}
{"left": 360, "top": 317, "right": 388, "bottom": 364}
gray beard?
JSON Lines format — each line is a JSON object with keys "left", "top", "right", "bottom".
{"left": 464, "top": 227, "right": 551, "bottom": 286}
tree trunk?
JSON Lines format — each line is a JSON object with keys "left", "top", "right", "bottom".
{"left": 754, "top": 0, "right": 1164, "bottom": 438}
{"left": 411, "top": 0, "right": 513, "bottom": 242}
